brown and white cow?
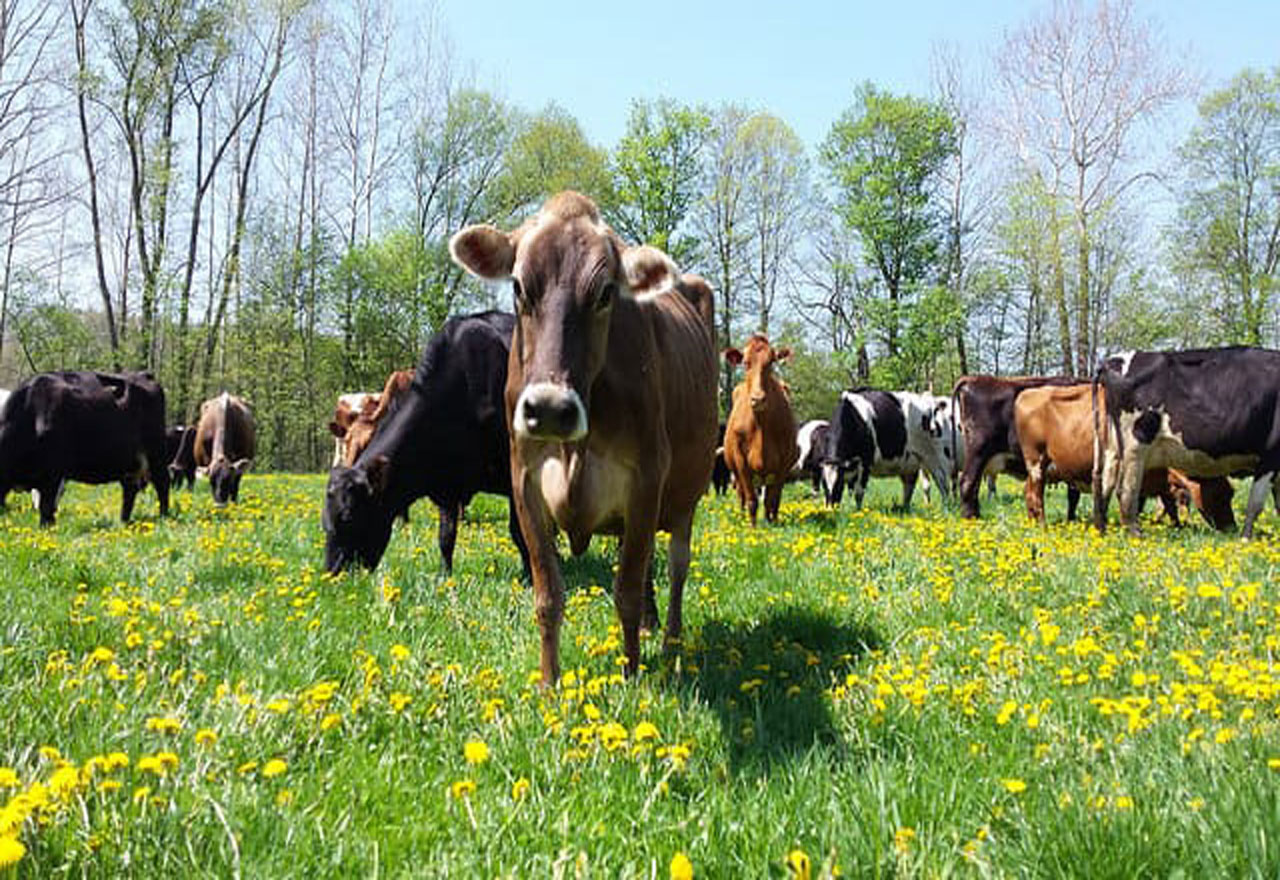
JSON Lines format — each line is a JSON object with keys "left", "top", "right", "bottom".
{"left": 194, "top": 392, "right": 256, "bottom": 504}
{"left": 723, "top": 335, "right": 799, "bottom": 525}
{"left": 328, "top": 392, "right": 377, "bottom": 468}
{"left": 1015, "top": 383, "right": 1234, "bottom": 529}
{"left": 339, "top": 370, "right": 414, "bottom": 468}
{"left": 449, "top": 191, "right": 718, "bottom": 685}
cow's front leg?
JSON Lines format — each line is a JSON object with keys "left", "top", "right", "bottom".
{"left": 763, "top": 479, "right": 784, "bottom": 523}
{"left": 436, "top": 502, "right": 460, "bottom": 573}
{"left": 1066, "top": 485, "right": 1080, "bottom": 523}
{"left": 36, "top": 479, "right": 59, "bottom": 526}
{"left": 616, "top": 494, "right": 660, "bottom": 677}
{"left": 1117, "top": 446, "right": 1147, "bottom": 535}
{"left": 506, "top": 499, "right": 532, "bottom": 581}
{"left": 514, "top": 469, "right": 565, "bottom": 686}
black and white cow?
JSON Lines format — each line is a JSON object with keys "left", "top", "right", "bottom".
{"left": 323, "top": 310, "right": 531, "bottom": 576}
{"left": 1092, "top": 346, "right": 1280, "bottom": 537}
{"left": 820, "top": 390, "right": 952, "bottom": 509}
{"left": 0, "top": 371, "right": 170, "bottom": 525}
{"left": 792, "top": 419, "right": 829, "bottom": 493}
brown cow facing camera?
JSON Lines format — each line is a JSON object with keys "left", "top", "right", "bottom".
{"left": 723, "top": 334, "right": 799, "bottom": 525}
{"left": 450, "top": 191, "right": 718, "bottom": 686}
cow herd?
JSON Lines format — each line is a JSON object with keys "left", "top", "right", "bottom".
{"left": 1, "top": 193, "right": 1279, "bottom": 686}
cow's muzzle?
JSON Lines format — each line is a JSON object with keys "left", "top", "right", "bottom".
{"left": 514, "top": 382, "right": 588, "bottom": 441}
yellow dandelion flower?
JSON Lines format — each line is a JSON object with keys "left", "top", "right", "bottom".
{"left": 389, "top": 692, "right": 412, "bottom": 713}
{"left": 195, "top": 729, "right": 218, "bottom": 747}
{"left": 0, "top": 835, "right": 27, "bottom": 867}
{"left": 894, "top": 827, "right": 916, "bottom": 855}
{"left": 1001, "top": 778, "right": 1027, "bottom": 794}
{"left": 131, "top": 786, "right": 152, "bottom": 804}
{"left": 786, "top": 848, "right": 811, "bottom": 880}
{"left": 1268, "top": 758, "right": 1280, "bottom": 771}
{"left": 390, "top": 644, "right": 411, "bottom": 662}
{"left": 275, "top": 789, "right": 294, "bottom": 807}
{"left": 0, "top": 769, "right": 18, "bottom": 788}
{"left": 237, "top": 761, "right": 259, "bottom": 776}
{"left": 670, "top": 851, "right": 693, "bottom": 880}
{"left": 464, "top": 740, "right": 490, "bottom": 765}
{"left": 633, "top": 721, "right": 660, "bottom": 742}
{"left": 145, "top": 716, "right": 182, "bottom": 734}
{"left": 261, "top": 759, "right": 287, "bottom": 779}
{"left": 450, "top": 779, "right": 476, "bottom": 799}
{"left": 320, "top": 713, "right": 342, "bottom": 732}
{"left": 511, "top": 777, "right": 530, "bottom": 801}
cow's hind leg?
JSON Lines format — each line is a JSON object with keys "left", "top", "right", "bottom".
{"left": 1065, "top": 485, "right": 1080, "bottom": 523}
{"left": 506, "top": 499, "right": 532, "bottom": 581}
{"left": 663, "top": 511, "right": 695, "bottom": 652}
{"left": 641, "top": 556, "right": 660, "bottom": 634}
{"left": 37, "top": 479, "right": 59, "bottom": 526}
{"left": 120, "top": 478, "right": 142, "bottom": 523}
{"left": 763, "top": 480, "right": 784, "bottom": 523}
{"left": 436, "top": 502, "right": 459, "bottom": 573}
{"left": 1242, "top": 470, "right": 1276, "bottom": 539}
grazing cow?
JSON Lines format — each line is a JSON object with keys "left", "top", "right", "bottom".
{"left": 952, "top": 374, "right": 1082, "bottom": 517}
{"left": 166, "top": 426, "right": 197, "bottom": 491}
{"left": 792, "top": 419, "right": 829, "bottom": 493}
{"left": 711, "top": 422, "right": 732, "bottom": 496}
{"left": 339, "top": 370, "right": 414, "bottom": 467}
{"left": 323, "top": 311, "right": 530, "bottom": 577}
{"left": 1093, "top": 347, "right": 1280, "bottom": 537}
{"left": 0, "top": 371, "right": 170, "bottom": 525}
{"left": 329, "top": 392, "right": 376, "bottom": 468}
{"left": 1164, "top": 468, "right": 1236, "bottom": 531}
{"left": 723, "top": 335, "right": 799, "bottom": 525}
{"left": 1015, "top": 383, "right": 1234, "bottom": 529}
{"left": 450, "top": 191, "right": 718, "bottom": 685}
{"left": 193, "top": 393, "right": 255, "bottom": 504}
{"left": 820, "top": 390, "right": 953, "bottom": 510}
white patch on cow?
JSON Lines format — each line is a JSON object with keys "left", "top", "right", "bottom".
{"left": 794, "top": 420, "right": 827, "bottom": 476}
{"left": 1110, "top": 350, "right": 1136, "bottom": 375}
{"left": 841, "top": 391, "right": 879, "bottom": 453}
{"left": 513, "top": 382, "right": 588, "bottom": 441}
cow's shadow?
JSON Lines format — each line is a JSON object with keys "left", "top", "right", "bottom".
{"left": 665, "top": 610, "right": 880, "bottom": 774}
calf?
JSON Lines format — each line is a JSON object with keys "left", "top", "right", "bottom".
{"left": 952, "top": 374, "right": 1081, "bottom": 517}
{"left": 711, "top": 422, "right": 731, "bottom": 496}
{"left": 194, "top": 393, "right": 255, "bottom": 504}
{"left": 723, "top": 335, "right": 799, "bottom": 524}
{"left": 820, "top": 390, "right": 952, "bottom": 510}
{"left": 0, "top": 371, "right": 170, "bottom": 525}
{"left": 1016, "top": 383, "right": 1234, "bottom": 528}
{"left": 1093, "top": 347, "right": 1280, "bottom": 537}
{"left": 450, "top": 191, "right": 718, "bottom": 685}
{"left": 323, "top": 311, "right": 529, "bottom": 577}
{"left": 339, "top": 370, "right": 414, "bottom": 467}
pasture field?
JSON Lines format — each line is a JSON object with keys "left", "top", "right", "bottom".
{"left": 2, "top": 476, "right": 1280, "bottom": 878}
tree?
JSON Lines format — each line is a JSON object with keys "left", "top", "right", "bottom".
{"left": 821, "top": 82, "right": 957, "bottom": 375}
{"left": 738, "top": 113, "right": 808, "bottom": 335}
{"left": 492, "top": 104, "right": 611, "bottom": 220}
{"left": 1173, "top": 67, "right": 1280, "bottom": 346}
{"left": 609, "top": 97, "right": 709, "bottom": 264}
{"left": 994, "top": 0, "right": 1192, "bottom": 374}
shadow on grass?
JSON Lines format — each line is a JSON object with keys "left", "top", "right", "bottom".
{"left": 670, "top": 609, "right": 881, "bottom": 774}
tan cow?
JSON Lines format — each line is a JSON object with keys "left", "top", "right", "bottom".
{"left": 1016, "top": 384, "right": 1234, "bottom": 529}
{"left": 340, "top": 370, "right": 414, "bottom": 467}
{"left": 194, "top": 392, "right": 255, "bottom": 505}
{"left": 328, "top": 392, "right": 377, "bottom": 467}
{"left": 450, "top": 191, "right": 717, "bottom": 686}
{"left": 723, "top": 334, "right": 799, "bottom": 525}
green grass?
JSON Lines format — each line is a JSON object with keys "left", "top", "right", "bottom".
{"left": 2, "top": 474, "right": 1279, "bottom": 877}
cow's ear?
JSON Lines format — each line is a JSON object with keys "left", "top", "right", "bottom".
{"left": 365, "top": 454, "right": 391, "bottom": 495}
{"left": 231, "top": 458, "right": 252, "bottom": 476}
{"left": 328, "top": 420, "right": 346, "bottom": 438}
{"left": 724, "top": 348, "right": 743, "bottom": 367}
{"left": 774, "top": 347, "right": 792, "bottom": 364}
{"left": 450, "top": 225, "right": 515, "bottom": 280}
{"left": 622, "top": 245, "right": 676, "bottom": 297}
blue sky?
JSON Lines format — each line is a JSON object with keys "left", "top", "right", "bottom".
{"left": 439, "top": 0, "right": 1278, "bottom": 150}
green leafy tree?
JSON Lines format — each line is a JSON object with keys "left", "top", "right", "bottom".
{"left": 1173, "top": 67, "right": 1280, "bottom": 346}
{"left": 493, "top": 104, "right": 612, "bottom": 219}
{"left": 609, "top": 98, "right": 710, "bottom": 264}
{"left": 821, "top": 83, "right": 957, "bottom": 375}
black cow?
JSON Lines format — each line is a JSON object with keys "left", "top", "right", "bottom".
{"left": 952, "top": 374, "right": 1080, "bottom": 518}
{"left": 323, "top": 310, "right": 531, "bottom": 576}
{"left": 711, "top": 421, "right": 731, "bottom": 496}
{"left": 1092, "top": 347, "right": 1280, "bottom": 537}
{"left": 0, "top": 371, "right": 170, "bottom": 525}
{"left": 166, "top": 426, "right": 197, "bottom": 491}
{"left": 820, "top": 390, "right": 953, "bottom": 510}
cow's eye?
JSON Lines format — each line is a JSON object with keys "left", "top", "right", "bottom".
{"left": 596, "top": 282, "right": 617, "bottom": 311}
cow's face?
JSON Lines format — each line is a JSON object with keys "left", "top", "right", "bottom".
{"left": 725, "top": 335, "right": 790, "bottom": 414}
{"left": 208, "top": 458, "right": 251, "bottom": 505}
{"left": 451, "top": 192, "right": 668, "bottom": 443}
{"left": 322, "top": 456, "right": 394, "bottom": 573}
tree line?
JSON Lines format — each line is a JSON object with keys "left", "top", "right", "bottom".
{"left": 1, "top": 0, "right": 1277, "bottom": 469}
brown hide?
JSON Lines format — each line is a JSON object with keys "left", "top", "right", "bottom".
{"left": 328, "top": 392, "right": 377, "bottom": 467}
{"left": 341, "top": 370, "right": 413, "bottom": 467}
{"left": 194, "top": 392, "right": 256, "bottom": 504}
{"left": 449, "top": 191, "right": 717, "bottom": 685}
{"left": 723, "top": 334, "right": 799, "bottom": 525}
{"left": 1015, "top": 384, "right": 1234, "bottom": 530}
